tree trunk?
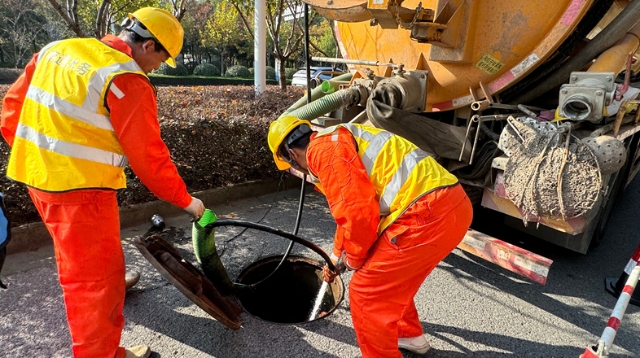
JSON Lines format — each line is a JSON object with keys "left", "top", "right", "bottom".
{"left": 220, "top": 52, "right": 224, "bottom": 76}
{"left": 277, "top": 57, "right": 287, "bottom": 90}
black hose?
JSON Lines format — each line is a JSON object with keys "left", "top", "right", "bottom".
{"left": 235, "top": 175, "right": 308, "bottom": 288}
{"left": 205, "top": 219, "right": 337, "bottom": 273}
{"left": 245, "top": 8, "right": 314, "bottom": 288}
{"left": 226, "top": 9, "right": 316, "bottom": 288}
{"left": 480, "top": 124, "right": 501, "bottom": 141}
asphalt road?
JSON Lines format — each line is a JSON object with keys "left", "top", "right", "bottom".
{"left": 1, "top": 179, "right": 639, "bottom": 358}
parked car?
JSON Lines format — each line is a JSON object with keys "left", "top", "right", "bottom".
{"left": 291, "top": 67, "right": 344, "bottom": 88}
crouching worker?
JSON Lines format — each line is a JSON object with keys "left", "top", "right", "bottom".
{"left": 268, "top": 116, "right": 473, "bottom": 358}
{"left": 0, "top": 7, "right": 205, "bottom": 358}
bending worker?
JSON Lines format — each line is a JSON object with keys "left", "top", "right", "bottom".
{"left": 268, "top": 116, "right": 473, "bottom": 357}
{"left": 0, "top": 7, "right": 204, "bottom": 358}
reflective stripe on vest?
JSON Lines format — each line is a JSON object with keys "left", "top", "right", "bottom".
{"left": 25, "top": 86, "right": 114, "bottom": 130}
{"left": 6, "top": 38, "right": 147, "bottom": 191}
{"left": 15, "top": 123, "right": 127, "bottom": 167}
{"left": 315, "top": 123, "right": 459, "bottom": 231}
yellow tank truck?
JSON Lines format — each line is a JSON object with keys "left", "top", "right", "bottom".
{"left": 283, "top": 0, "right": 640, "bottom": 284}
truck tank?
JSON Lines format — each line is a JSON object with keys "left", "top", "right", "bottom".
{"left": 287, "top": 0, "right": 640, "bottom": 283}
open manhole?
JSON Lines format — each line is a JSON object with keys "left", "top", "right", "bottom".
{"left": 135, "top": 233, "right": 344, "bottom": 329}
{"left": 236, "top": 255, "right": 344, "bottom": 324}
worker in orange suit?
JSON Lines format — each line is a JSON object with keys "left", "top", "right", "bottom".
{"left": 268, "top": 116, "right": 473, "bottom": 358}
{"left": 0, "top": 7, "right": 204, "bottom": 358}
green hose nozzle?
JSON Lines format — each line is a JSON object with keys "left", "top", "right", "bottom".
{"left": 192, "top": 209, "right": 234, "bottom": 295}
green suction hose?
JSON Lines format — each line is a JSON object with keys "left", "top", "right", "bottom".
{"left": 287, "top": 88, "right": 360, "bottom": 121}
{"left": 321, "top": 80, "right": 340, "bottom": 94}
{"left": 192, "top": 209, "right": 234, "bottom": 296}
{"left": 280, "top": 72, "right": 353, "bottom": 117}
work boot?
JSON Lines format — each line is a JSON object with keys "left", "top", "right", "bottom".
{"left": 125, "top": 271, "right": 141, "bottom": 291}
{"left": 398, "top": 334, "right": 431, "bottom": 354}
{"left": 124, "top": 345, "right": 151, "bottom": 358}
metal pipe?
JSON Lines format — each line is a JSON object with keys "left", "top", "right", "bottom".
{"left": 312, "top": 56, "right": 396, "bottom": 67}
{"left": 561, "top": 94, "right": 594, "bottom": 121}
{"left": 512, "top": 1, "right": 640, "bottom": 104}
{"left": 471, "top": 101, "right": 546, "bottom": 112}
{"left": 304, "top": 4, "right": 312, "bottom": 103}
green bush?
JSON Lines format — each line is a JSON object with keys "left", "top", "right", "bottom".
{"left": 225, "top": 65, "right": 251, "bottom": 78}
{"left": 184, "top": 61, "right": 198, "bottom": 74}
{"left": 155, "top": 62, "right": 189, "bottom": 76}
{"left": 193, "top": 63, "right": 220, "bottom": 76}
{"left": 247, "top": 67, "right": 275, "bottom": 80}
{"left": 285, "top": 67, "right": 297, "bottom": 79}
{"left": 266, "top": 66, "right": 276, "bottom": 80}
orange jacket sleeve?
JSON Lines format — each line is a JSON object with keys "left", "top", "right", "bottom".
{"left": 1, "top": 54, "right": 38, "bottom": 146}
{"left": 306, "top": 128, "right": 380, "bottom": 268}
{"left": 107, "top": 75, "right": 192, "bottom": 209}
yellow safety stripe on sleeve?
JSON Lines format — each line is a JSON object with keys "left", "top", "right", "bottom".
{"left": 86, "top": 62, "right": 142, "bottom": 113}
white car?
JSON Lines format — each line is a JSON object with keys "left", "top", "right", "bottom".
{"left": 291, "top": 67, "right": 344, "bottom": 88}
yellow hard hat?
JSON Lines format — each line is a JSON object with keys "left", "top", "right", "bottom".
{"left": 128, "top": 7, "right": 183, "bottom": 67}
{"left": 268, "top": 116, "right": 312, "bottom": 170}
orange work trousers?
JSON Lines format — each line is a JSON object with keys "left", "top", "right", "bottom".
{"left": 349, "top": 184, "right": 473, "bottom": 358}
{"left": 29, "top": 188, "right": 127, "bottom": 358}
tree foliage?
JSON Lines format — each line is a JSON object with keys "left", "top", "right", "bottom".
{"left": 0, "top": 0, "right": 49, "bottom": 67}
{"left": 200, "top": 0, "right": 244, "bottom": 75}
{"left": 46, "top": 0, "right": 164, "bottom": 38}
{"left": 229, "top": 0, "right": 337, "bottom": 89}
{"left": 0, "top": 0, "right": 341, "bottom": 80}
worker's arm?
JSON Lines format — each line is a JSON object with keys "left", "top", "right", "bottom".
{"left": 107, "top": 74, "right": 192, "bottom": 209}
{"left": 1, "top": 54, "right": 38, "bottom": 146}
{"left": 307, "top": 131, "right": 380, "bottom": 269}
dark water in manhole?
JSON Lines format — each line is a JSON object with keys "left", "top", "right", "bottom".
{"left": 236, "top": 255, "right": 344, "bottom": 324}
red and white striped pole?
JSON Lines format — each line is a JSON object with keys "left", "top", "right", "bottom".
{"left": 605, "top": 244, "right": 640, "bottom": 306}
{"left": 580, "top": 253, "right": 640, "bottom": 358}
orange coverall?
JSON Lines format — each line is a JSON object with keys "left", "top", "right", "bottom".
{"left": 1, "top": 35, "right": 192, "bottom": 358}
{"left": 307, "top": 128, "right": 473, "bottom": 358}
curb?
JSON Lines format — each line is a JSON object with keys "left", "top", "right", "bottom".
{"left": 6, "top": 176, "right": 302, "bottom": 255}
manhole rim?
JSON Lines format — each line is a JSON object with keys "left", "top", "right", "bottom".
{"left": 235, "top": 254, "right": 345, "bottom": 325}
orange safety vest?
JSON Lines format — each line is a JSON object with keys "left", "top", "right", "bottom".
{"left": 312, "top": 123, "right": 459, "bottom": 232}
{"left": 7, "top": 38, "right": 148, "bottom": 192}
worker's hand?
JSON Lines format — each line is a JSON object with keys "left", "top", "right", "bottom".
{"left": 322, "top": 263, "right": 340, "bottom": 283}
{"left": 184, "top": 196, "right": 205, "bottom": 220}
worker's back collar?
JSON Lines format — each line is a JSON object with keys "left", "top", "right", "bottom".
{"left": 101, "top": 34, "right": 133, "bottom": 59}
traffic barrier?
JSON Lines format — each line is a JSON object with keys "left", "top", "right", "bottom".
{"left": 580, "top": 243, "right": 640, "bottom": 358}
{"left": 605, "top": 244, "right": 640, "bottom": 306}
